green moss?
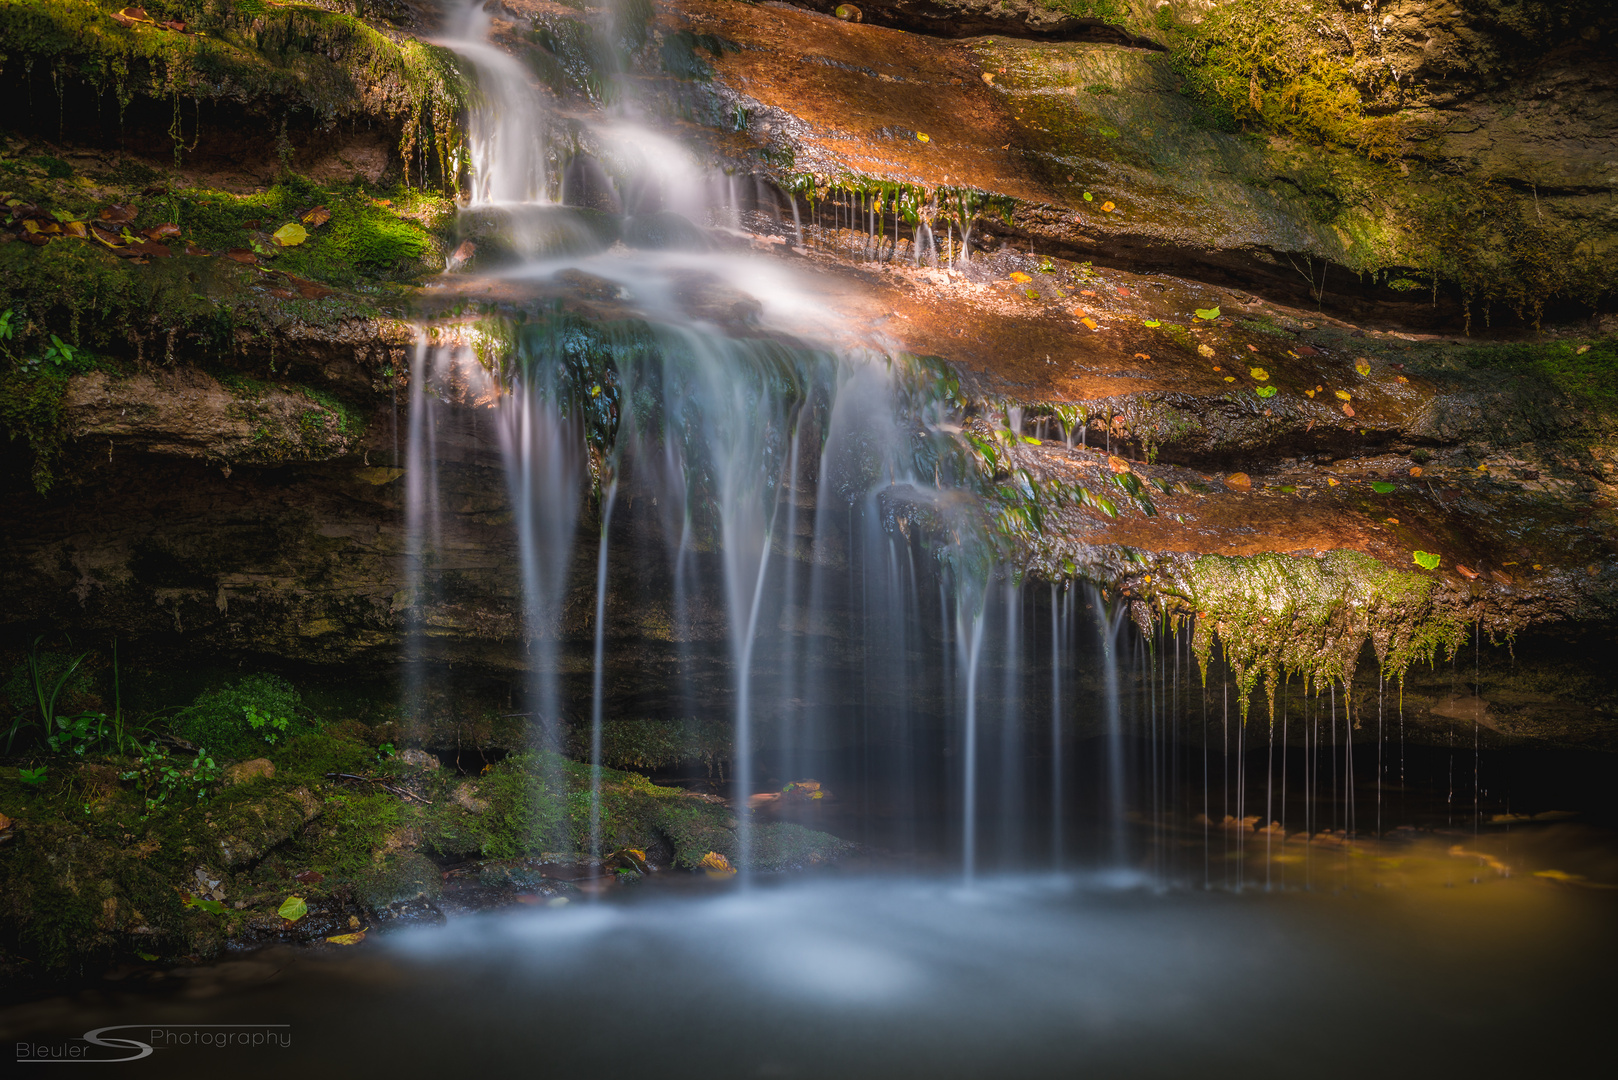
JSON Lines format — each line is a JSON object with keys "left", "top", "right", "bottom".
{"left": 0, "top": 368, "right": 70, "bottom": 492}
{"left": 571, "top": 716, "right": 733, "bottom": 775}
{"left": 0, "top": 1, "right": 466, "bottom": 180}
{"left": 1179, "top": 549, "right": 1466, "bottom": 722}
{"left": 170, "top": 673, "right": 315, "bottom": 758}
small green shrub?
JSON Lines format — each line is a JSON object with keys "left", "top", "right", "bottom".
{"left": 171, "top": 674, "right": 313, "bottom": 757}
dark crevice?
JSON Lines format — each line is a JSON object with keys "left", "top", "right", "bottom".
{"left": 773, "top": 1, "right": 1168, "bottom": 49}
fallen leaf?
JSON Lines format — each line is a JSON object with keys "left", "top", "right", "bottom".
{"left": 1326, "top": 477, "right": 1339, "bottom": 486}
{"left": 1575, "top": 344, "right": 1590, "bottom": 355}
{"left": 1249, "top": 366, "right": 1269, "bottom": 380}
{"left": 1116, "top": 287, "right": 1130, "bottom": 297}
{"left": 293, "top": 870, "right": 324, "bottom": 885}
{"left": 1224, "top": 376, "right": 1235, "bottom": 382}
{"left": 1385, "top": 517, "right": 1400, "bottom": 525}
{"left": 1081, "top": 289, "right": 1097, "bottom": 297}
{"left": 1247, "top": 344, "right": 1258, "bottom": 352}
{"left": 1256, "top": 385, "right": 1277, "bottom": 398}
{"left": 1225, "top": 472, "right": 1251, "bottom": 489}
{"left": 223, "top": 248, "right": 258, "bottom": 263}
{"left": 1456, "top": 564, "right": 1478, "bottom": 579}
{"left": 1395, "top": 374, "right": 1410, "bottom": 384}
{"left": 1355, "top": 358, "right": 1372, "bottom": 376}
{"left": 1304, "top": 389, "right": 1316, "bottom": 398}
{"left": 916, "top": 133, "right": 931, "bottom": 143}
{"left": 981, "top": 72, "right": 995, "bottom": 85}
{"left": 1133, "top": 352, "right": 1151, "bottom": 360}
{"left": 278, "top": 895, "right": 308, "bottom": 922}
{"left": 1194, "top": 307, "right": 1221, "bottom": 321}
{"left": 1371, "top": 481, "right": 1396, "bottom": 494}
{"left": 1489, "top": 568, "right": 1512, "bottom": 585}
{"left": 1408, "top": 465, "right": 1423, "bottom": 477}
{"left": 1008, "top": 271, "right": 1032, "bottom": 283}
{"left": 1335, "top": 389, "right": 1352, "bottom": 401}
{"left": 301, "top": 205, "right": 332, "bottom": 228}
{"left": 184, "top": 244, "right": 210, "bottom": 256}
{"left": 1142, "top": 318, "right": 1161, "bottom": 327}
{"left": 325, "top": 931, "right": 366, "bottom": 945}
{"left": 1107, "top": 455, "right": 1131, "bottom": 474}
{"left": 1083, "top": 192, "right": 1094, "bottom": 202}
{"left": 699, "top": 852, "right": 737, "bottom": 879}
{"left": 1413, "top": 550, "right": 1441, "bottom": 570}
{"left": 1212, "top": 366, "right": 1221, "bottom": 371}
{"left": 1342, "top": 403, "right": 1355, "bottom": 417}
{"left": 1081, "top": 316, "right": 1098, "bottom": 331}
{"left": 62, "top": 220, "right": 88, "bottom": 238}
{"left": 1197, "top": 343, "right": 1215, "bottom": 358}
{"left": 99, "top": 203, "right": 137, "bottom": 224}
{"left": 1101, "top": 201, "right": 1116, "bottom": 212}
{"left": 272, "top": 222, "right": 308, "bottom": 247}
{"left": 143, "top": 223, "right": 181, "bottom": 240}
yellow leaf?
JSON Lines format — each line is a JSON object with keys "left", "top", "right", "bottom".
{"left": 1081, "top": 316, "right": 1098, "bottom": 331}
{"left": 326, "top": 931, "right": 366, "bottom": 945}
{"left": 1305, "top": 389, "right": 1316, "bottom": 398}
{"left": 1334, "top": 389, "right": 1352, "bottom": 401}
{"left": 1197, "top": 343, "right": 1215, "bottom": 358}
{"left": 917, "top": 133, "right": 930, "bottom": 143}
{"left": 1327, "top": 478, "right": 1339, "bottom": 486}
{"left": 1101, "top": 201, "right": 1115, "bottom": 212}
{"left": 699, "top": 851, "right": 736, "bottom": 878}
{"left": 1355, "top": 358, "right": 1372, "bottom": 376}
{"left": 272, "top": 223, "right": 308, "bottom": 247}
{"left": 1009, "top": 271, "right": 1032, "bottom": 283}
{"left": 1224, "top": 376, "right": 1235, "bottom": 382}
{"left": 1249, "top": 367, "right": 1269, "bottom": 380}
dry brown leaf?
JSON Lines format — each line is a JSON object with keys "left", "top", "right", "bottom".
{"left": 1226, "top": 472, "right": 1251, "bottom": 489}
{"left": 1107, "top": 455, "right": 1131, "bottom": 474}
{"left": 301, "top": 205, "right": 332, "bottom": 228}
{"left": 143, "top": 223, "right": 181, "bottom": 240}
{"left": 1457, "top": 565, "right": 1478, "bottom": 580}
{"left": 223, "top": 249, "right": 258, "bottom": 263}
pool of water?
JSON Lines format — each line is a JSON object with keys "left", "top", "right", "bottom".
{"left": 5, "top": 825, "right": 1612, "bottom": 1077}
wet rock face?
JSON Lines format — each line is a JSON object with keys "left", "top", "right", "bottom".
{"left": 676, "top": 0, "right": 1616, "bottom": 326}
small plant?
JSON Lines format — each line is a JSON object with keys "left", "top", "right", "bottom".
{"left": 6, "top": 638, "right": 141, "bottom": 755}
{"left": 121, "top": 743, "right": 220, "bottom": 813}
{"left": 19, "top": 765, "right": 47, "bottom": 786}
{"left": 172, "top": 674, "right": 311, "bottom": 756}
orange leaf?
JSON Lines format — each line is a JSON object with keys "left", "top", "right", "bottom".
{"left": 143, "top": 223, "right": 181, "bottom": 240}
{"left": 1225, "top": 472, "right": 1251, "bottom": 489}
{"left": 1456, "top": 565, "right": 1478, "bottom": 580}
{"left": 1342, "top": 403, "right": 1355, "bottom": 417}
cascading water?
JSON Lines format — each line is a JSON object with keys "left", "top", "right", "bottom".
{"left": 400, "top": 2, "right": 1513, "bottom": 885}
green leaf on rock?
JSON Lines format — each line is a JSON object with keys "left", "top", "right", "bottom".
{"left": 278, "top": 895, "right": 308, "bottom": 922}
{"left": 272, "top": 223, "right": 308, "bottom": 247}
{"left": 1142, "top": 318, "right": 1161, "bottom": 327}
{"left": 1371, "top": 481, "right": 1396, "bottom": 494}
{"left": 1194, "top": 306, "right": 1221, "bottom": 321}
{"left": 1413, "top": 550, "right": 1441, "bottom": 570}
{"left": 185, "top": 896, "right": 226, "bottom": 915}
{"left": 1256, "top": 385, "right": 1277, "bottom": 398}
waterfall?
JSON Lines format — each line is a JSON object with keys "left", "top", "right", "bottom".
{"left": 399, "top": 1, "right": 1325, "bottom": 886}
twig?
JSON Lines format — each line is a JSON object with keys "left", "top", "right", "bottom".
{"left": 324, "top": 772, "right": 432, "bottom": 805}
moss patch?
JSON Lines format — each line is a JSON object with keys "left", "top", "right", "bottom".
{"left": 1178, "top": 549, "right": 1466, "bottom": 721}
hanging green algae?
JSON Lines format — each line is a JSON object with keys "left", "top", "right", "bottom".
{"left": 1180, "top": 549, "right": 1466, "bottom": 722}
